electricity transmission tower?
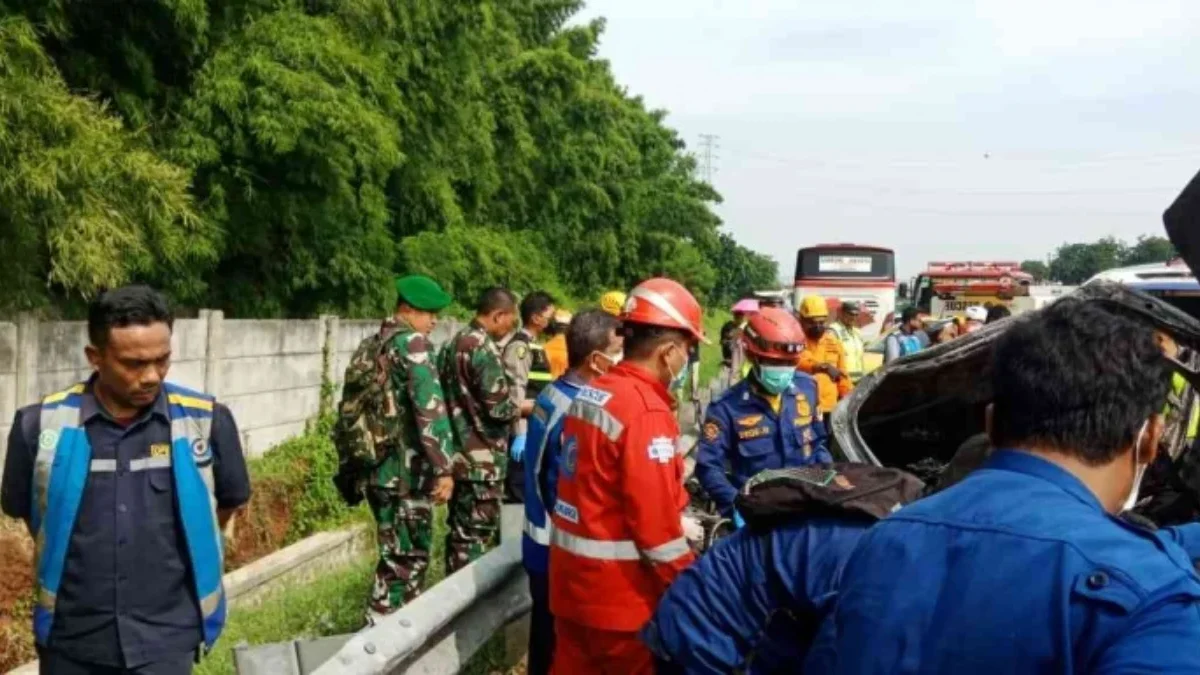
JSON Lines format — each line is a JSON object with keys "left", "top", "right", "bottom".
{"left": 698, "top": 134, "right": 720, "bottom": 184}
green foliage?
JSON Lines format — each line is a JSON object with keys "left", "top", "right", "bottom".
{"left": 0, "top": 16, "right": 213, "bottom": 315}
{"left": 1046, "top": 235, "right": 1178, "bottom": 284}
{"left": 1, "top": 0, "right": 770, "bottom": 318}
{"left": 248, "top": 414, "right": 368, "bottom": 542}
{"left": 1020, "top": 259, "right": 1049, "bottom": 282}
{"left": 195, "top": 558, "right": 374, "bottom": 675}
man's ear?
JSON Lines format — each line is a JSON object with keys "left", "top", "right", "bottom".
{"left": 85, "top": 344, "right": 101, "bottom": 370}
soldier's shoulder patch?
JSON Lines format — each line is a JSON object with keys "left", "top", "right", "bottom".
{"left": 737, "top": 414, "right": 763, "bottom": 427}
{"left": 513, "top": 343, "right": 528, "bottom": 360}
{"left": 703, "top": 421, "right": 720, "bottom": 442}
{"left": 576, "top": 386, "right": 612, "bottom": 407}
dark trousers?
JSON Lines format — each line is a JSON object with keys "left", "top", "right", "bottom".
{"left": 38, "top": 649, "right": 194, "bottom": 675}
{"left": 505, "top": 458, "right": 526, "bottom": 504}
{"left": 527, "top": 570, "right": 555, "bottom": 675}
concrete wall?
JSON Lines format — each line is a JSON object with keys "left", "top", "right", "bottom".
{"left": 0, "top": 313, "right": 466, "bottom": 476}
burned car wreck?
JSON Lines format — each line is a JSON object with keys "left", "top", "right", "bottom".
{"left": 829, "top": 280, "right": 1200, "bottom": 526}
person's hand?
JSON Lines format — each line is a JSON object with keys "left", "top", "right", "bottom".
{"left": 732, "top": 510, "right": 746, "bottom": 529}
{"left": 681, "top": 514, "right": 704, "bottom": 543}
{"left": 510, "top": 434, "right": 527, "bottom": 462}
{"left": 430, "top": 475, "right": 454, "bottom": 505}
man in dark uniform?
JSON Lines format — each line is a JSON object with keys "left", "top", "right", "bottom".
{"left": 1, "top": 285, "right": 250, "bottom": 675}
{"left": 501, "top": 290, "right": 556, "bottom": 503}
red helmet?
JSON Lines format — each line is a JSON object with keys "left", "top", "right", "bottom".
{"left": 622, "top": 277, "right": 708, "bottom": 343}
{"left": 742, "top": 307, "right": 806, "bottom": 360}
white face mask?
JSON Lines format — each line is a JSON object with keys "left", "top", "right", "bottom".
{"left": 592, "top": 350, "right": 622, "bottom": 375}
{"left": 1121, "top": 419, "right": 1151, "bottom": 513}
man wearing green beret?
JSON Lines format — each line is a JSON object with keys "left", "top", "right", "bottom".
{"left": 335, "top": 274, "right": 456, "bottom": 619}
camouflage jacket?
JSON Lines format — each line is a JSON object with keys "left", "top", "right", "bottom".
{"left": 439, "top": 320, "right": 518, "bottom": 481}
{"left": 382, "top": 318, "right": 456, "bottom": 480}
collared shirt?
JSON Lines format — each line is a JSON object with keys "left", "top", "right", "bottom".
{"left": 819, "top": 449, "right": 1200, "bottom": 674}
{"left": 696, "top": 374, "right": 830, "bottom": 517}
{"left": 1, "top": 381, "right": 250, "bottom": 667}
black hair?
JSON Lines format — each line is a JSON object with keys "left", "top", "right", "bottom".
{"left": 87, "top": 285, "right": 174, "bottom": 349}
{"left": 520, "top": 290, "right": 556, "bottom": 325}
{"left": 476, "top": 286, "right": 516, "bottom": 315}
{"left": 900, "top": 306, "right": 920, "bottom": 322}
{"left": 623, "top": 322, "right": 690, "bottom": 360}
{"left": 986, "top": 305, "right": 1012, "bottom": 323}
{"left": 567, "top": 310, "right": 621, "bottom": 368}
{"left": 990, "top": 298, "right": 1171, "bottom": 464}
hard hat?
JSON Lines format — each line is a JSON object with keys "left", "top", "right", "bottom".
{"left": 553, "top": 309, "right": 573, "bottom": 324}
{"left": 798, "top": 295, "right": 829, "bottom": 319}
{"left": 599, "top": 291, "right": 627, "bottom": 316}
{"left": 622, "top": 278, "right": 708, "bottom": 343}
{"left": 840, "top": 300, "right": 861, "bottom": 314}
{"left": 965, "top": 306, "right": 988, "bottom": 323}
{"left": 742, "top": 307, "right": 806, "bottom": 360}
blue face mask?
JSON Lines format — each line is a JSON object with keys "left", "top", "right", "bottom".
{"left": 757, "top": 364, "right": 795, "bottom": 394}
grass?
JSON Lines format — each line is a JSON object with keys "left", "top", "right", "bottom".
{"left": 697, "top": 309, "right": 732, "bottom": 391}
{"left": 196, "top": 558, "right": 375, "bottom": 675}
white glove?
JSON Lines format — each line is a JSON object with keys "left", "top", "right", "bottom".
{"left": 681, "top": 514, "right": 704, "bottom": 543}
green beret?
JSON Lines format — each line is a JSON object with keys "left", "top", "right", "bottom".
{"left": 395, "top": 275, "right": 452, "bottom": 312}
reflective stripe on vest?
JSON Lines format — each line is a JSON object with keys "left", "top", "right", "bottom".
{"left": 524, "top": 385, "right": 574, "bottom": 549}
{"left": 524, "top": 519, "right": 551, "bottom": 546}
{"left": 552, "top": 528, "right": 690, "bottom": 564}
{"left": 31, "top": 382, "right": 226, "bottom": 649}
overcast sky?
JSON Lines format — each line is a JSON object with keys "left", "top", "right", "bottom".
{"left": 574, "top": 0, "right": 1200, "bottom": 279}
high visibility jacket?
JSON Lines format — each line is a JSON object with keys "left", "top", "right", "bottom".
{"left": 796, "top": 333, "right": 853, "bottom": 414}
{"left": 828, "top": 322, "right": 865, "bottom": 381}
{"left": 550, "top": 362, "right": 695, "bottom": 632}
{"left": 523, "top": 375, "right": 583, "bottom": 574}
{"left": 544, "top": 333, "right": 569, "bottom": 379}
{"left": 31, "top": 382, "right": 225, "bottom": 649}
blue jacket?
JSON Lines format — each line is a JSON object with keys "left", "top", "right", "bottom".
{"left": 817, "top": 450, "right": 1200, "bottom": 674}
{"left": 642, "top": 518, "right": 870, "bottom": 674}
{"left": 522, "top": 375, "right": 584, "bottom": 574}
{"left": 32, "top": 382, "right": 226, "bottom": 649}
{"left": 696, "top": 373, "right": 831, "bottom": 517}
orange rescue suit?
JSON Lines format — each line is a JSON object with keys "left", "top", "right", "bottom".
{"left": 797, "top": 332, "right": 853, "bottom": 413}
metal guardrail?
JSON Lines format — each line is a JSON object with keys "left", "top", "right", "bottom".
{"left": 235, "top": 505, "right": 527, "bottom": 675}
{"left": 234, "top": 374, "right": 730, "bottom": 675}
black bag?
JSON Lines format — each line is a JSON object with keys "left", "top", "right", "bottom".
{"left": 735, "top": 463, "right": 926, "bottom": 529}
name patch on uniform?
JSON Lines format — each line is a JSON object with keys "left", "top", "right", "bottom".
{"left": 554, "top": 500, "right": 580, "bottom": 524}
{"left": 736, "top": 414, "right": 763, "bottom": 427}
{"left": 738, "top": 426, "right": 770, "bottom": 440}
{"left": 647, "top": 437, "right": 675, "bottom": 464}
{"left": 703, "top": 422, "right": 721, "bottom": 442}
{"left": 150, "top": 443, "right": 170, "bottom": 458}
{"left": 575, "top": 387, "right": 612, "bottom": 407}
{"left": 38, "top": 429, "right": 59, "bottom": 451}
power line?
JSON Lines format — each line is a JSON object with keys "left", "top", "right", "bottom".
{"left": 698, "top": 134, "right": 720, "bottom": 184}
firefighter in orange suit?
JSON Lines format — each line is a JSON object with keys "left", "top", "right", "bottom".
{"left": 550, "top": 277, "right": 705, "bottom": 675}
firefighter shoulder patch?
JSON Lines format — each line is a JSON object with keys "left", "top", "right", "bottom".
{"left": 703, "top": 421, "right": 720, "bottom": 442}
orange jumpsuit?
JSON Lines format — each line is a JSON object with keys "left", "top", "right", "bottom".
{"left": 550, "top": 362, "right": 695, "bottom": 674}
{"left": 797, "top": 332, "right": 853, "bottom": 414}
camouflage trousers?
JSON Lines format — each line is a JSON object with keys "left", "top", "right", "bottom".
{"left": 446, "top": 479, "right": 503, "bottom": 574}
{"left": 367, "top": 486, "right": 433, "bottom": 614}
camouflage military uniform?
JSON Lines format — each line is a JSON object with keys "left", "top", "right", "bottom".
{"left": 439, "top": 320, "right": 519, "bottom": 572}
{"left": 368, "top": 318, "right": 456, "bottom": 613}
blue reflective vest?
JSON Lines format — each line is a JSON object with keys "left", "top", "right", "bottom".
{"left": 695, "top": 373, "right": 831, "bottom": 517}
{"left": 523, "top": 376, "right": 583, "bottom": 574}
{"left": 31, "top": 382, "right": 226, "bottom": 649}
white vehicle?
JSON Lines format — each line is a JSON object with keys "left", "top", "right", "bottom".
{"left": 1086, "top": 259, "right": 1200, "bottom": 316}
{"left": 793, "top": 243, "right": 896, "bottom": 340}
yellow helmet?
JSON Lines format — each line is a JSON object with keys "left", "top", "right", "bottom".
{"left": 599, "top": 290, "right": 627, "bottom": 316}
{"left": 798, "top": 294, "right": 829, "bottom": 319}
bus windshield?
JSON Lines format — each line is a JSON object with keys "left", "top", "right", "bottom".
{"left": 795, "top": 247, "right": 895, "bottom": 281}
